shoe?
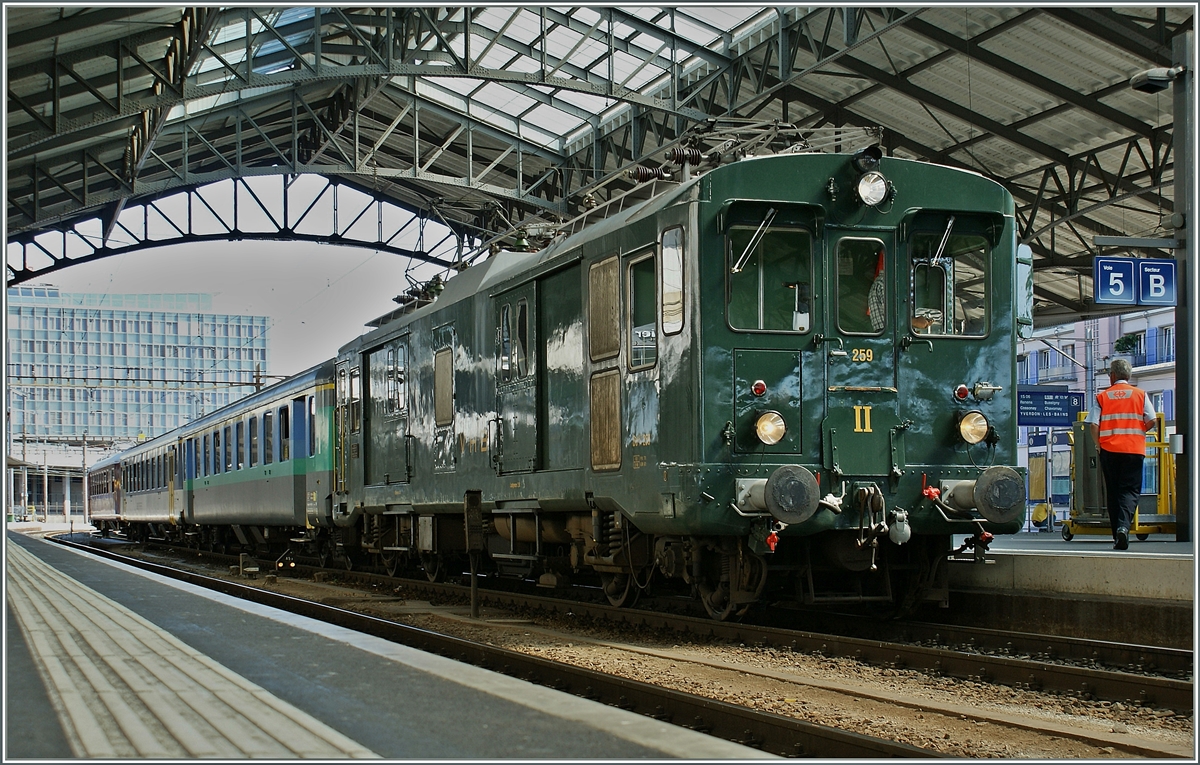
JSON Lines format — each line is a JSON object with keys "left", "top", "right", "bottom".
{"left": 1114, "top": 528, "right": 1129, "bottom": 551}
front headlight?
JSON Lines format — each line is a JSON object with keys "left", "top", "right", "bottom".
{"left": 856, "top": 171, "right": 890, "bottom": 206}
{"left": 756, "top": 411, "right": 787, "bottom": 445}
{"left": 958, "top": 411, "right": 990, "bottom": 444}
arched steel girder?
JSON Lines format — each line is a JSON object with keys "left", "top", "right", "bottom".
{"left": 8, "top": 80, "right": 568, "bottom": 239}
{"left": 7, "top": 7, "right": 710, "bottom": 160}
{"left": 6, "top": 174, "right": 458, "bottom": 286}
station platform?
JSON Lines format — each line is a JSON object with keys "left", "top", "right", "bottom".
{"left": 4, "top": 531, "right": 769, "bottom": 759}
{"left": 951, "top": 531, "right": 1194, "bottom": 602}
{"left": 944, "top": 531, "right": 1193, "bottom": 649}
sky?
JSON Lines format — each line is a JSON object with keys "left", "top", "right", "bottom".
{"left": 39, "top": 240, "right": 441, "bottom": 378}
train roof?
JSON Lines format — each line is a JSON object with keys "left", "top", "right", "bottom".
{"left": 347, "top": 149, "right": 1010, "bottom": 350}
{"left": 347, "top": 177, "right": 698, "bottom": 349}
{"left": 93, "top": 357, "right": 334, "bottom": 466}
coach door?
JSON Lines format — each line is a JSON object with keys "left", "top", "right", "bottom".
{"left": 365, "top": 338, "right": 410, "bottom": 484}
{"left": 821, "top": 230, "right": 901, "bottom": 478}
{"left": 334, "top": 362, "right": 350, "bottom": 496}
{"left": 495, "top": 283, "right": 538, "bottom": 473}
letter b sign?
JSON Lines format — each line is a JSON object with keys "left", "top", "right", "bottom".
{"left": 1137, "top": 259, "right": 1176, "bottom": 306}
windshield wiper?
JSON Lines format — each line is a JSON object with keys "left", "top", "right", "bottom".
{"left": 930, "top": 214, "right": 955, "bottom": 267}
{"left": 731, "top": 207, "right": 777, "bottom": 273}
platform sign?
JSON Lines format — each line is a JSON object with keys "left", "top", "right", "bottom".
{"left": 1094, "top": 257, "right": 1137, "bottom": 305}
{"left": 1017, "top": 390, "right": 1084, "bottom": 427}
{"left": 1137, "top": 259, "right": 1177, "bottom": 306}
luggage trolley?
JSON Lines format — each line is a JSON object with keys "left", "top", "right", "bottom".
{"left": 1061, "top": 413, "right": 1176, "bottom": 541}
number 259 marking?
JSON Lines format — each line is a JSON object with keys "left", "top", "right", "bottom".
{"left": 851, "top": 348, "right": 874, "bottom": 362}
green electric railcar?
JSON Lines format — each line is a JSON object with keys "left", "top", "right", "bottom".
{"left": 328, "top": 137, "right": 1031, "bottom": 618}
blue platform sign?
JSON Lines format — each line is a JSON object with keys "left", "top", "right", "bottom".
{"left": 1017, "top": 390, "right": 1084, "bottom": 427}
{"left": 1137, "top": 258, "right": 1177, "bottom": 306}
{"left": 1094, "top": 257, "right": 1137, "bottom": 305}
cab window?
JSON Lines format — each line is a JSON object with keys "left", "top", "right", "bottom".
{"left": 727, "top": 225, "right": 812, "bottom": 332}
{"left": 909, "top": 228, "right": 989, "bottom": 337}
{"left": 836, "top": 237, "right": 887, "bottom": 335}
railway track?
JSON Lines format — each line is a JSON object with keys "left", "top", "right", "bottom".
{"left": 73, "top": 534, "right": 1194, "bottom": 717}
{"left": 49, "top": 535, "right": 938, "bottom": 758}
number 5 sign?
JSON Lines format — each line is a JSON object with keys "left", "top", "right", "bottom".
{"left": 1094, "top": 257, "right": 1137, "bottom": 305}
{"left": 1093, "top": 256, "right": 1178, "bottom": 306}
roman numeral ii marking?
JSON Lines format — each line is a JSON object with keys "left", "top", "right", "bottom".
{"left": 853, "top": 405, "right": 873, "bottom": 433}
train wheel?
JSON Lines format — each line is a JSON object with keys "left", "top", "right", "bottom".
{"left": 696, "top": 549, "right": 736, "bottom": 621}
{"left": 420, "top": 552, "right": 445, "bottom": 582}
{"left": 316, "top": 542, "right": 331, "bottom": 568}
{"left": 382, "top": 552, "right": 400, "bottom": 577}
{"left": 697, "top": 580, "right": 736, "bottom": 620}
{"left": 341, "top": 548, "right": 356, "bottom": 571}
{"left": 1060, "top": 525, "right": 1074, "bottom": 542}
{"left": 600, "top": 573, "right": 637, "bottom": 608}
{"left": 1136, "top": 533, "right": 1150, "bottom": 541}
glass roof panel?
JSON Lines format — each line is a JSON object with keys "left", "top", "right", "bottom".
{"left": 500, "top": 9, "right": 544, "bottom": 46}
{"left": 554, "top": 89, "right": 615, "bottom": 114}
{"left": 542, "top": 25, "right": 583, "bottom": 60}
{"left": 573, "top": 7, "right": 603, "bottom": 26}
{"left": 523, "top": 103, "right": 583, "bottom": 135}
{"left": 419, "top": 79, "right": 470, "bottom": 113}
{"left": 500, "top": 55, "right": 541, "bottom": 75}
{"left": 610, "top": 50, "right": 666, "bottom": 90}
{"left": 472, "top": 82, "right": 538, "bottom": 114}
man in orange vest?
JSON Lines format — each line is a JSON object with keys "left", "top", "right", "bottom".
{"left": 1086, "top": 358, "right": 1157, "bottom": 550}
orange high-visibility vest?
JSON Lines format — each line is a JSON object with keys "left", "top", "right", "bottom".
{"left": 1096, "top": 382, "right": 1148, "bottom": 454}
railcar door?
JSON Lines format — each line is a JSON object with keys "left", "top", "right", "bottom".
{"left": 821, "top": 231, "right": 901, "bottom": 478}
{"left": 334, "top": 362, "right": 350, "bottom": 499}
{"left": 365, "top": 338, "right": 410, "bottom": 484}
{"left": 723, "top": 202, "right": 824, "bottom": 460}
{"left": 495, "top": 284, "right": 538, "bottom": 473}
{"left": 895, "top": 212, "right": 1003, "bottom": 468}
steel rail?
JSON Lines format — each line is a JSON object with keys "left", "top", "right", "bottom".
{"left": 49, "top": 536, "right": 940, "bottom": 759}
{"left": 80, "top": 535, "right": 1195, "bottom": 713}
{"left": 441, "top": 581, "right": 1194, "bottom": 713}
{"left": 290, "top": 559, "right": 1193, "bottom": 713}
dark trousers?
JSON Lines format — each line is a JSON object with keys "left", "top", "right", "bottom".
{"left": 1099, "top": 449, "right": 1144, "bottom": 536}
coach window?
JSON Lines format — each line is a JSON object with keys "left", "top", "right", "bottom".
{"left": 515, "top": 300, "right": 530, "bottom": 377}
{"left": 279, "top": 406, "right": 290, "bottom": 461}
{"left": 909, "top": 226, "right": 989, "bottom": 337}
{"left": 628, "top": 253, "right": 657, "bottom": 369}
{"left": 434, "top": 348, "right": 454, "bottom": 427}
{"left": 224, "top": 425, "right": 233, "bottom": 472}
{"left": 264, "top": 410, "right": 275, "bottom": 464}
{"left": 235, "top": 421, "right": 245, "bottom": 470}
{"left": 203, "top": 434, "right": 210, "bottom": 476}
{"left": 836, "top": 238, "right": 887, "bottom": 335}
{"left": 727, "top": 223, "right": 812, "bottom": 332}
{"left": 308, "top": 395, "right": 317, "bottom": 456}
{"left": 249, "top": 416, "right": 259, "bottom": 467}
{"left": 350, "top": 369, "right": 362, "bottom": 432}
{"left": 394, "top": 346, "right": 406, "bottom": 415}
{"left": 386, "top": 347, "right": 398, "bottom": 414}
{"left": 661, "top": 227, "right": 684, "bottom": 335}
{"left": 499, "top": 304, "right": 512, "bottom": 382}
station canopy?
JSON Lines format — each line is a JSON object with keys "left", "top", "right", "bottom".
{"left": 6, "top": 6, "right": 1192, "bottom": 326}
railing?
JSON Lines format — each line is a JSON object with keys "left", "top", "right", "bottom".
{"left": 1039, "top": 365, "right": 1078, "bottom": 382}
